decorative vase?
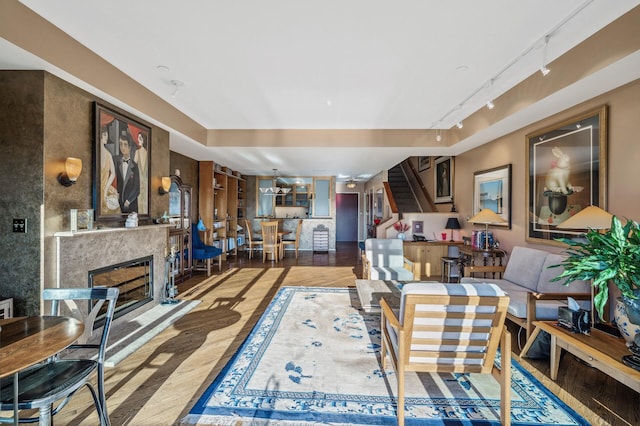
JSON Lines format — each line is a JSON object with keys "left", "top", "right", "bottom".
{"left": 614, "top": 298, "right": 640, "bottom": 346}
{"left": 397, "top": 232, "right": 406, "bottom": 240}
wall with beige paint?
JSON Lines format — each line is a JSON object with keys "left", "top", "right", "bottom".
{"left": 451, "top": 78, "right": 640, "bottom": 254}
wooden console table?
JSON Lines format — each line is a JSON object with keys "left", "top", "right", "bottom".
{"left": 521, "top": 320, "right": 640, "bottom": 393}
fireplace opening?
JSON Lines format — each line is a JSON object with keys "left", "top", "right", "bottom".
{"left": 88, "top": 255, "right": 153, "bottom": 328}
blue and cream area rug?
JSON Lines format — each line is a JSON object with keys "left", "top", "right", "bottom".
{"left": 182, "top": 287, "right": 588, "bottom": 425}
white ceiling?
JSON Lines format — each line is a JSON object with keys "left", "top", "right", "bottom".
{"left": 4, "top": 0, "right": 640, "bottom": 180}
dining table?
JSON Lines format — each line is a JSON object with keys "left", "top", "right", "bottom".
{"left": 0, "top": 316, "right": 84, "bottom": 426}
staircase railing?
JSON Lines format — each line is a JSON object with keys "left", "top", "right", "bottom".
{"left": 402, "top": 160, "right": 438, "bottom": 212}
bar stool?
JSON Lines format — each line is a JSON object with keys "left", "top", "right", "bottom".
{"left": 441, "top": 257, "right": 460, "bottom": 283}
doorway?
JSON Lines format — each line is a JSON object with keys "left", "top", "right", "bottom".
{"left": 336, "top": 193, "right": 359, "bottom": 242}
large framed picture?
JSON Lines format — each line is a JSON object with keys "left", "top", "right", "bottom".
{"left": 434, "top": 156, "right": 454, "bottom": 203}
{"left": 93, "top": 103, "right": 151, "bottom": 221}
{"left": 526, "top": 105, "right": 607, "bottom": 245}
{"left": 473, "top": 164, "right": 512, "bottom": 229}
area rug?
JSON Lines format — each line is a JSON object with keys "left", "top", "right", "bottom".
{"left": 182, "top": 287, "right": 588, "bottom": 425}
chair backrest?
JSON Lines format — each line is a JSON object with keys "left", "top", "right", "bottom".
{"left": 43, "top": 287, "right": 119, "bottom": 363}
{"left": 192, "top": 223, "right": 207, "bottom": 249}
{"left": 245, "top": 219, "right": 256, "bottom": 243}
{"left": 261, "top": 221, "right": 279, "bottom": 246}
{"left": 397, "top": 283, "right": 509, "bottom": 374}
{"left": 294, "top": 219, "right": 303, "bottom": 241}
{"left": 365, "top": 238, "right": 405, "bottom": 268}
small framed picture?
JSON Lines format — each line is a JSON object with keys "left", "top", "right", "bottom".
{"left": 434, "top": 156, "right": 454, "bottom": 203}
{"left": 418, "top": 156, "right": 431, "bottom": 172}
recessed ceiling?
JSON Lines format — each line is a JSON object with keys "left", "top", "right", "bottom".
{"left": 4, "top": 0, "right": 640, "bottom": 179}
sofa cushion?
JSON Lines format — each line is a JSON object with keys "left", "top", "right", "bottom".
{"left": 370, "top": 266, "right": 414, "bottom": 281}
{"left": 504, "top": 289, "right": 567, "bottom": 320}
{"left": 502, "top": 247, "right": 548, "bottom": 291}
{"left": 536, "top": 253, "right": 591, "bottom": 294}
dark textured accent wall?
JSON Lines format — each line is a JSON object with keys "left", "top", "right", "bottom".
{"left": 0, "top": 70, "right": 173, "bottom": 316}
{"left": 0, "top": 71, "right": 45, "bottom": 315}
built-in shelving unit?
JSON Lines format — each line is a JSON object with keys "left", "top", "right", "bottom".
{"left": 199, "top": 162, "right": 246, "bottom": 261}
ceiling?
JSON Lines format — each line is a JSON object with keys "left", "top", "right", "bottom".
{"left": 3, "top": 0, "right": 640, "bottom": 180}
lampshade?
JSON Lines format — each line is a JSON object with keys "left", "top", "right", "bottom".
{"left": 159, "top": 176, "right": 172, "bottom": 195}
{"left": 468, "top": 208, "right": 506, "bottom": 225}
{"left": 556, "top": 205, "right": 612, "bottom": 230}
{"left": 57, "top": 157, "right": 82, "bottom": 186}
{"left": 445, "top": 217, "right": 461, "bottom": 230}
{"left": 445, "top": 217, "right": 461, "bottom": 242}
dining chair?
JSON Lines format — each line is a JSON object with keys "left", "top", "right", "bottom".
{"left": 380, "top": 283, "right": 511, "bottom": 426}
{"left": 244, "top": 219, "right": 263, "bottom": 259}
{"left": 0, "top": 287, "right": 119, "bottom": 425}
{"left": 280, "top": 219, "right": 303, "bottom": 259}
{"left": 260, "top": 220, "right": 281, "bottom": 262}
{"left": 191, "top": 223, "right": 223, "bottom": 275}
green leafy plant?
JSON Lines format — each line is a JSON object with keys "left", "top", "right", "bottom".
{"left": 551, "top": 216, "right": 640, "bottom": 321}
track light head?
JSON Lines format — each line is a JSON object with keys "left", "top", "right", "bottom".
{"left": 456, "top": 122, "right": 463, "bottom": 129}
{"left": 540, "top": 66, "right": 551, "bottom": 76}
{"left": 486, "top": 100, "right": 495, "bottom": 110}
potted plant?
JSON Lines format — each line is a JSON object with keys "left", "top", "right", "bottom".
{"left": 551, "top": 216, "right": 640, "bottom": 327}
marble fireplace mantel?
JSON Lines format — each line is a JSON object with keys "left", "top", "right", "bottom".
{"left": 55, "top": 224, "right": 172, "bottom": 314}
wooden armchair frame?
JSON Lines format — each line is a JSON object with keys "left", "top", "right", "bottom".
{"left": 380, "top": 283, "right": 511, "bottom": 426}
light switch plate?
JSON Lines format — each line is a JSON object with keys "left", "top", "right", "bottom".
{"left": 13, "top": 218, "right": 27, "bottom": 233}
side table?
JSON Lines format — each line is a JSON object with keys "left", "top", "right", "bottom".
{"left": 521, "top": 320, "right": 640, "bottom": 393}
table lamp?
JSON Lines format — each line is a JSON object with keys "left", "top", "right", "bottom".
{"left": 555, "top": 205, "right": 612, "bottom": 231}
{"left": 468, "top": 209, "right": 506, "bottom": 249}
{"left": 556, "top": 205, "right": 612, "bottom": 329}
{"left": 445, "top": 217, "right": 461, "bottom": 242}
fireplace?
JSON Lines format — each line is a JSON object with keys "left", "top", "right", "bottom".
{"left": 88, "top": 255, "right": 153, "bottom": 327}
{"left": 54, "top": 225, "right": 170, "bottom": 327}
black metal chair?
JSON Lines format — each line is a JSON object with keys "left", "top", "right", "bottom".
{"left": 0, "top": 287, "right": 119, "bottom": 425}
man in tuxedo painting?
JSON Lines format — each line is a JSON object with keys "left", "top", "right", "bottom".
{"left": 115, "top": 131, "right": 140, "bottom": 213}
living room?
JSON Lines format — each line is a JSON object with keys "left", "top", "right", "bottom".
{"left": 1, "top": 2, "right": 640, "bottom": 425}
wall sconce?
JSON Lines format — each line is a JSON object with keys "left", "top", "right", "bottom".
{"left": 58, "top": 157, "right": 82, "bottom": 187}
{"left": 159, "top": 176, "right": 172, "bottom": 195}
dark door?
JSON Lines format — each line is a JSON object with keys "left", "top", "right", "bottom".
{"left": 336, "top": 193, "right": 358, "bottom": 241}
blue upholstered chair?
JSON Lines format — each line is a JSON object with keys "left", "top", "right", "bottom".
{"left": 191, "top": 223, "right": 223, "bottom": 275}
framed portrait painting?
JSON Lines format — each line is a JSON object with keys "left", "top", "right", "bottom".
{"left": 473, "top": 164, "right": 511, "bottom": 229}
{"left": 434, "top": 156, "right": 454, "bottom": 203}
{"left": 526, "top": 105, "right": 607, "bottom": 245}
{"left": 93, "top": 103, "right": 151, "bottom": 221}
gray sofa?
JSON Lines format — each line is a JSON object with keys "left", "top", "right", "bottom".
{"left": 461, "top": 246, "right": 591, "bottom": 339}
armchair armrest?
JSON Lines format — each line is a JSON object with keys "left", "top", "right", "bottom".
{"left": 403, "top": 256, "right": 421, "bottom": 280}
{"left": 380, "top": 297, "right": 400, "bottom": 329}
{"left": 362, "top": 254, "right": 371, "bottom": 279}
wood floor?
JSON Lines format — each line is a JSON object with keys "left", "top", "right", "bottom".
{"left": 48, "top": 242, "right": 639, "bottom": 425}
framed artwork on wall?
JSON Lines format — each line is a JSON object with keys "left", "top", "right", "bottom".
{"left": 93, "top": 102, "right": 151, "bottom": 221}
{"left": 434, "top": 156, "right": 454, "bottom": 203}
{"left": 418, "top": 156, "right": 431, "bottom": 172}
{"left": 526, "top": 105, "right": 607, "bottom": 245}
{"left": 473, "top": 164, "right": 512, "bottom": 229}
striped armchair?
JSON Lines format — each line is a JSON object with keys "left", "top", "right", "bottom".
{"left": 380, "top": 282, "right": 512, "bottom": 426}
